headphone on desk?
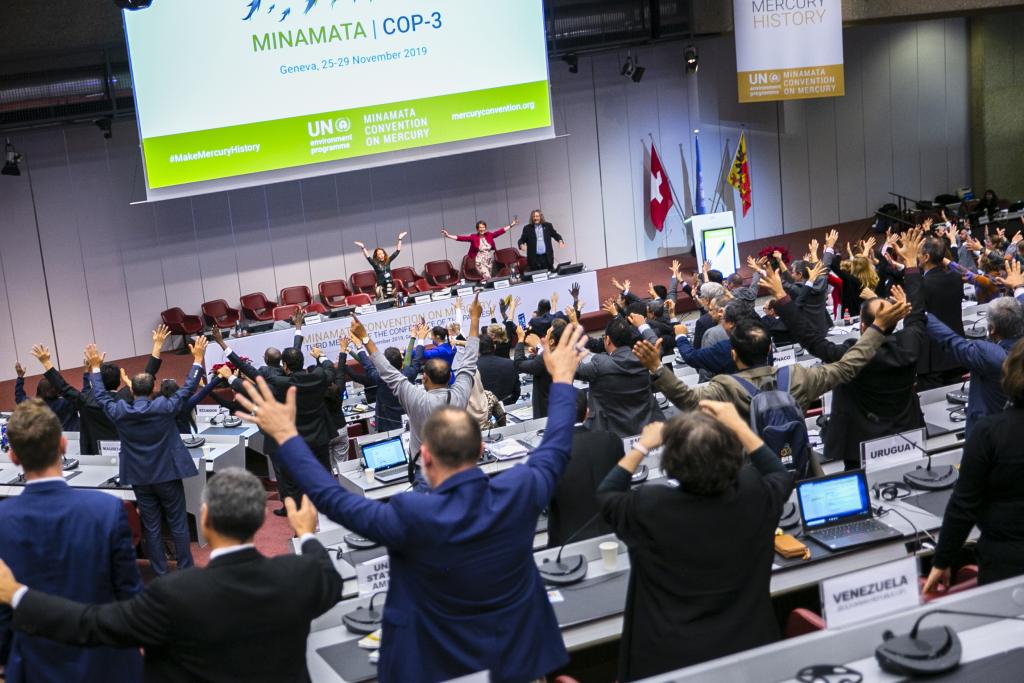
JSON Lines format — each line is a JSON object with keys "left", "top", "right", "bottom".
{"left": 871, "top": 481, "right": 913, "bottom": 502}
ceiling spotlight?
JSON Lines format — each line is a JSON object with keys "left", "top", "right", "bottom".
{"left": 621, "top": 53, "right": 645, "bottom": 83}
{"left": 96, "top": 118, "right": 113, "bottom": 140}
{"left": 2, "top": 139, "right": 21, "bottom": 177}
{"left": 564, "top": 54, "right": 579, "bottom": 74}
{"left": 685, "top": 45, "right": 699, "bottom": 73}
{"left": 113, "top": 0, "right": 153, "bottom": 10}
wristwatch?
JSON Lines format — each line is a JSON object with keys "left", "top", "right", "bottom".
{"left": 360, "top": 336, "right": 370, "bottom": 345}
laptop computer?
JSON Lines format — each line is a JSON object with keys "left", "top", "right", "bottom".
{"left": 360, "top": 436, "right": 409, "bottom": 484}
{"left": 796, "top": 469, "right": 902, "bottom": 551}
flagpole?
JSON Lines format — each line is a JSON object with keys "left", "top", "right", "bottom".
{"left": 647, "top": 134, "right": 687, "bottom": 225}
{"left": 712, "top": 138, "right": 730, "bottom": 214}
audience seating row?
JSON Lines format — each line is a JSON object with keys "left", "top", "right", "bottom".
{"left": 159, "top": 252, "right": 531, "bottom": 338}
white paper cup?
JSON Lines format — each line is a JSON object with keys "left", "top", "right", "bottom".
{"left": 599, "top": 541, "right": 619, "bottom": 570}
{"left": 364, "top": 468, "right": 376, "bottom": 484}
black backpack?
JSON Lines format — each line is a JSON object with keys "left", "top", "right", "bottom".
{"left": 731, "top": 366, "right": 812, "bottom": 478}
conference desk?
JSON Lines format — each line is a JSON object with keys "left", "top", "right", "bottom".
{"left": 0, "top": 434, "right": 244, "bottom": 546}
{"left": 652, "top": 575, "right": 1024, "bottom": 683}
{"left": 299, "top": 437, "right": 964, "bottom": 682}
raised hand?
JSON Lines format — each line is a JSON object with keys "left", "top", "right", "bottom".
{"left": 397, "top": 231, "right": 408, "bottom": 241}
{"left": 349, "top": 315, "right": 368, "bottom": 342}
{"left": 211, "top": 326, "right": 225, "bottom": 348}
{"left": 602, "top": 298, "right": 619, "bottom": 317}
{"left": 550, "top": 292, "right": 559, "bottom": 310}
{"left": 873, "top": 301, "right": 912, "bottom": 331}
{"left": 468, "top": 293, "right": 482, "bottom": 323}
{"left": 627, "top": 312, "right": 646, "bottom": 329}
{"left": 542, "top": 322, "right": 588, "bottom": 384}
{"left": 14, "top": 362, "right": 24, "bottom": 378}
{"left": 746, "top": 255, "right": 765, "bottom": 276}
{"left": 758, "top": 267, "right": 787, "bottom": 299}
{"left": 670, "top": 260, "right": 681, "bottom": 279}
{"left": 895, "top": 227, "right": 924, "bottom": 265}
{"left": 610, "top": 277, "right": 624, "bottom": 292}
{"left": 673, "top": 322, "right": 689, "bottom": 337}
{"left": 291, "top": 308, "right": 304, "bottom": 330}
{"left": 339, "top": 335, "right": 351, "bottom": 352}
{"left": 647, "top": 282, "right": 658, "bottom": 299}
{"left": 664, "top": 299, "right": 676, "bottom": 318}
{"left": 515, "top": 325, "right": 527, "bottom": 344}
{"left": 189, "top": 335, "right": 208, "bottom": 364}
{"left": 30, "top": 344, "right": 52, "bottom": 368}
{"left": 310, "top": 346, "right": 323, "bottom": 360}
{"left": 806, "top": 260, "right": 825, "bottom": 284}
{"left": 285, "top": 495, "right": 319, "bottom": 537}
{"left": 622, "top": 279, "right": 631, "bottom": 293}
{"left": 353, "top": 241, "right": 366, "bottom": 249}
{"left": 235, "top": 377, "right": 299, "bottom": 445}
{"left": 699, "top": 400, "right": 763, "bottom": 452}
{"left": 440, "top": 229, "right": 452, "bottom": 239}
{"left": 84, "top": 344, "right": 105, "bottom": 372}
{"left": 825, "top": 229, "right": 839, "bottom": 249}
{"left": 564, "top": 305, "right": 578, "bottom": 324}
{"left": 999, "top": 260, "right": 1024, "bottom": 289}
{"left": 890, "top": 285, "right": 907, "bottom": 306}
{"left": 525, "top": 332, "right": 541, "bottom": 350}
{"left": 632, "top": 339, "right": 663, "bottom": 374}
{"left": 569, "top": 282, "right": 581, "bottom": 301}
{"left": 152, "top": 324, "right": 170, "bottom": 345}
{"left": 862, "top": 236, "right": 877, "bottom": 257}
{"left": 808, "top": 238, "right": 820, "bottom": 261}
{"left": 120, "top": 367, "right": 131, "bottom": 388}
{"left": 217, "top": 365, "right": 234, "bottom": 381}
{"left": 859, "top": 287, "right": 876, "bottom": 300}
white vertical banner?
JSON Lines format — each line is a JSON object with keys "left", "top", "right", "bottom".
{"left": 732, "top": 0, "right": 845, "bottom": 103}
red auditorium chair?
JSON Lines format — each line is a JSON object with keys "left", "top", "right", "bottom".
{"left": 460, "top": 255, "right": 485, "bottom": 283}
{"left": 349, "top": 271, "right": 379, "bottom": 296}
{"left": 580, "top": 310, "right": 612, "bottom": 334}
{"left": 201, "top": 299, "right": 240, "bottom": 330}
{"left": 346, "top": 293, "right": 373, "bottom": 307}
{"left": 423, "top": 260, "right": 460, "bottom": 287}
{"left": 318, "top": 280, "right": 352, "bottom": 310}
{"left": 160, "top": 307, "right": 203, "bottom": 349}
{"left": 410, "top": 278, "right": 437, "bottom": 294}
{"left": 494, "top": 248, "right": 522, "bottom": 277}
{"left": 122, "top": 501, "right": 142, "bottom": 548}
{"left": 390, "top": 266, "right": 420, "bottom": 290}
{"left": 279, "top": 285, "right": 326, "bottom": 314}
{"left": 784, "top": 608, "right": 826, "bottom": 638}
{"left": 239, "top": 292, "right": 277, "bottom": 322}
{"left": 273, "top": 304, "right": 302, "bottom": 322}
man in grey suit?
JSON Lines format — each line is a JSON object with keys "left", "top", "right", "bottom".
{"left": 575, "top": 317, "right": 665, "bottom": 438}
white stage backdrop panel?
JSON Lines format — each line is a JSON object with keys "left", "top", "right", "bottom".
{"left": 122, "top": 0, "right": 554, "bottom": 200}
{"left": 203, "top": 272, "right": 600, "bottom": 369}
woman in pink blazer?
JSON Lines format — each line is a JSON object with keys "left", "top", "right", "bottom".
{"left": 441, "top": 217, "right": 518, "bottom": 278}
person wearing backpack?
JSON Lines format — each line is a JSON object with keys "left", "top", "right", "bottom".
{"left": 632, "top": 298, "right": 911, "bottom": 465}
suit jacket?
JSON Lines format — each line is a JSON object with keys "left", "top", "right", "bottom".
{"left": 782, "top": 250, "right": 834, "bottom": 336}
{"left": 229, "top": 333, "right": 304, "bottom": 394}
{"left": 263, "top": 359, "right": 337, "bottom": 448}
{"left": 91, "top": 365, "right": 201, "bottom": 486}
{"left": 514, "top": 342, "right": 552, "bottom": 419}
{"left": 692, "top": 312, "right": 714, "bottom": 350}
{"left": 775, "top": 268, "right": 926, "bottom": 467}
{"left": 918, "top": 266, "right": 966, "bottom": 375}
{"left": 12, "top": 540, "right": 342, "bottom": 683}
{"left": 0, "top": 481, "right": 142, "bottom": 683}
{"left": 356, "top": 348, "right": 423, "bottom": 433}
{"left": 477, "top": 353, "right": 521, "bottom": 405}
{"left": 576, "top": 347, "right": 665, "bottom": 439}
{"left": 517, "top": 222, "right": 563, "bottom": 261}
{"left": 598, "top": 446, "right": 795, "bottom": 680}
{"left": 547, "top": 425, "right": 624, "bottom": 547}
{"left": 271, "top": 383, "right": 580, "bottom": 683}
{"left": 14, "top": 379, "right": 78, "bottom": 431}
{"left": 44, "top": 355, "right": 161, "bottom": 455}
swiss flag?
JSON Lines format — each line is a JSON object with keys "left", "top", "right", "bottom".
{"left": 649, "top": 144, "right": 673, "bottom": 231}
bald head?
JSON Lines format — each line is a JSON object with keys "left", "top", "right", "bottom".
{"left": 423, "top": 359, "right": 451, "bottom": 389}
{"left": 421, "top": 407, "right": 482, "bottom": 468}
{"left": 264, "top": 347, "right": 282, "bottom": 367}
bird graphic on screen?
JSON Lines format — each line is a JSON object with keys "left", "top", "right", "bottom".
{"left": 304, "top": 0, "right": 317, "bottom": 14}
{"left": 242, "top": 0, "right": 260, "bottom": 20}
{"left": 279, "top": 7, "right": 291, "bottom": 21}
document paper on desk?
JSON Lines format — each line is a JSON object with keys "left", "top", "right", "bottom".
{"left": 488, "top": 439, "right": 531, "bottom": 461}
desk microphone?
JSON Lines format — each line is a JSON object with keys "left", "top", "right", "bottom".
{"left": 342, "top": 590, "right": 386, "bottom": 635}
{"left": 893, "top": 431, "right": 959, "bottom": 491}
{"left": 537, "top": 511, "right": 603, "bottom": 586}
{"left": 875, "top": 609, "right": 1024, "bottom": 676}
{"left": 182, "top": 424, "right": 206, "bottom": 449}
{"left": 482, "top": 391, "right": 516, "bottom": 444}
{"left": 61, "top": 455, "right": 79, "bottom": 471}
{"left": 945, "top": 378, "right": 969, "bottom": 405}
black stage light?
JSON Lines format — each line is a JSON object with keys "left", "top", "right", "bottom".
{"left": 564, "top": 54, "right": 579, "bottom": 74}
{"left": 2, "top": 139, "right": 21, "bottom": 177}
{"left": 685, "top": 45, "right": 699, "bottom": 73}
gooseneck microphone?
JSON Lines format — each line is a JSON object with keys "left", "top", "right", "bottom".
{"left": 892, "top": 430, "right": 958, "bottom": 491}
{"left": 537, "top": 511, "right": 604, "bottom": 586}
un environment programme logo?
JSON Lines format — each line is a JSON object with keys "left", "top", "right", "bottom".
{"left": 308, "top": 117, "right": 352, "bottom": 137}
{"left": 242, "top": 0, "right": 374, "bottom": 23}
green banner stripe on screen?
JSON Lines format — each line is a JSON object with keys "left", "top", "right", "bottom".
{"left": 142, "top": 80, "right": 551, "bottom": 188}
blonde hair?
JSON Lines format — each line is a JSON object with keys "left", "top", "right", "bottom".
{"left": 849, "top": 256, "right": 878, "bottom": 292}
{"left": 487, "top": 323, "right": 508, "bottom": 344}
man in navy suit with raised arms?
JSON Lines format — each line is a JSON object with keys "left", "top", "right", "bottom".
{"left": 232, "top": 298, "right": 590, "bottom": 683}
{"left": 0, "top": 398, "right": 143, "bottom": 683}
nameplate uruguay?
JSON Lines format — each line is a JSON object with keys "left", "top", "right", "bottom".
{"left": 356, "top": 556, "right": 390, "bottom": 597}
{"left": 860, "top": 428, "right": 926, "bottom": 472}
{"left": 821, "top": 557, "right": 919, "bottom": 629}
{"left": 774, "top": 347, "right": 796, "bottom": 368}
{"left": 99, "top": 441, "right": 121, "bottom": 463}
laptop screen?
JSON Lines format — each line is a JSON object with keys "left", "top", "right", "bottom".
{"left": 361, "top": 437, "right": 407, "bottom": 471}
{"left": 797, "top": 470, "right": 871, "bottom": 528}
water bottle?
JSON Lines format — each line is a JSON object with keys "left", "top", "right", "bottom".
{"left": 842, "top": 311, "right": 851, "bottom": 327}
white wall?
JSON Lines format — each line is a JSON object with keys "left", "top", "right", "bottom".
{"left": 0, "top": 19, "right": 969, "bottom": 379}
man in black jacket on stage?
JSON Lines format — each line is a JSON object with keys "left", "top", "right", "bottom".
{"left": 518, "top": 210, "right": 564, "bottom": 272}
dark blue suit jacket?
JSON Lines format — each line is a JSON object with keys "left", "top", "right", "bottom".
{"left": 676, "top": 336, "right": 737, "bottom": 375}
{"left": 90, "top": 365, "right": 202, "bottom": 486}
{"left": 0, "top": 480, "right": 142, "bottom": 683}
{"left": 274, "top": 383, "right": 579, "bottom": 683}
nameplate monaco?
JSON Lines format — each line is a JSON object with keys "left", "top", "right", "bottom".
{"left": 773, "top": 347, "right": 796, "bottom": 367}
{"left": 820, "top": 557, "right": 919, "bottom": 629}
{"left": 859, "top": 428, "right": 926, "bottom": 472}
